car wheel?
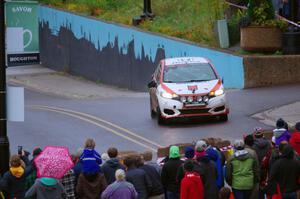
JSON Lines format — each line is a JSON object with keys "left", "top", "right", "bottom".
{"left": 219, "top": 114, "right": 228, "bottom": 122}
{"left": 157, "top": 107, "right": 165, "bottom": 125}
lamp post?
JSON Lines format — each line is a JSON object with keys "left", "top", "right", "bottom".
{"left": 143, "top": 0, "right": 154, "bottom": 18}
{"left": 289, "top": 0, "right": 299, "bottom": 23}
{"left": 0, "top": 0, "right": 10, "bottom": 175}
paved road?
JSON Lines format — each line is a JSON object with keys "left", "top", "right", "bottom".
{"left": 8, "top": 80, "right": 300, "bottom": 155}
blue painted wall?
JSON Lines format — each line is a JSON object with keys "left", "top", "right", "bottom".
{"left": 39, "top": 6, "right": 244, "bottom": 89}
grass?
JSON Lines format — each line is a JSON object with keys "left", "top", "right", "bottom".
{"left": 37, "top": 0, "right": 228, "bottom": 47}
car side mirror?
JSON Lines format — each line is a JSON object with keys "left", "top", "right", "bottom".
{"left": 147, "top": 80, "right": 157, "bottom": 88}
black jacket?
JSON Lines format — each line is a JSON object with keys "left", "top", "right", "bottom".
{"left": 253, "top": 137, "right": 271, "bottom": 165}
{"left": 139, "top": 164, "right": 164, "bottom": 196}
{"left": 197, "top": 156, "right": 218, "bottom": 199}
{"left": 0, "top": 165, "right": 33, "bottom": 199}
{"left": 101, "top": 158, "right": 125, "bottom": 184}
{"left": 161, "top": 158, "right": 183, "bottom": 193}
{"left": 176, "top": 159, "right": 205, "bottom": 186}
{"left": 126, "top": 168, "right": 152, "bottom": 199}
{"left": 269, "top": 145, "right": 300, "bottom": 193}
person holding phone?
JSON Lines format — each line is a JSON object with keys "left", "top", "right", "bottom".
{"left": 0, "top": 153, "right": 33, "bottom": 198}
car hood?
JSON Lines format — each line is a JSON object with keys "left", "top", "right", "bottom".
{"left": 163, "top": 79, "right": 220, "bottom": 95}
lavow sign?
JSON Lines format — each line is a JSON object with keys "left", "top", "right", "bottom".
{"left": 5, "top": 1, "right": 39, "bottom": 66}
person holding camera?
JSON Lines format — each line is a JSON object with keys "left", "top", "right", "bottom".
{"left": 0, "top": 150, "right": 33, "bottom": 199}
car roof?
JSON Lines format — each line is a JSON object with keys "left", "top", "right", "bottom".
{"left": 164, "top": 57, "right": 209, "bottom": 66}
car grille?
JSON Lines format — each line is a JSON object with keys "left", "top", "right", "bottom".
{"left": 179, "top": 108, "right": 210, "bottom": 115}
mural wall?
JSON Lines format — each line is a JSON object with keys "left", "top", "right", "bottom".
{"left": 39, "top": 6, "right": 244, "bottom": 91}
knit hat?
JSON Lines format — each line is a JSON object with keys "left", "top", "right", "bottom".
{"left": 195, "top": 140, "right": 207, "bottom": 152}
{"left": 254, "top": 127, "right": 263, "bottom": 138}
{"left": 276, "top": 118, "right": 287, "bottom": 129}
{"left": 233, "top": 140, "right": 245, "bottom": 150}
{"left": 184, "top": 147, "right": 195, "bottom": 159}
{"left": 169, "top": 146, "right": 180, "bottom": 159}
{"left": 295, "top": 122, "right": 300, "bottom": 131}
{"left": 32, "top": 147, "right": 42, "bottom": 158}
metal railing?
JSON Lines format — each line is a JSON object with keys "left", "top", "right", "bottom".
{"left": 225, "top": 0, "right": 300, "bottom": 28}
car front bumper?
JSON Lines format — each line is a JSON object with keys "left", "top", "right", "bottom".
{"left": 157, "top": 94, "right": 229, "bottom": 119}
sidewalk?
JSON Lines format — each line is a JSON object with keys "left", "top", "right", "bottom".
{"left": 252, "top": 101, "right": 300, "bottom": 128}
{"left": 7, "top": 65, "right": 300, "bottom": 128}
{"left": 7, "top": 65, "right": 146, "bottom": 99}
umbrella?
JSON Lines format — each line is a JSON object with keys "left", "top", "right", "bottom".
{"left": 34, "top": 146, "right": 74, "bottom": 179}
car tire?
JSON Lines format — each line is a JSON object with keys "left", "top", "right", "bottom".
{"left": 219, "top": 114, "right": 228, "bottom": 122}
{"left": 157, "top": 107, "right": 165, "bottom": 125}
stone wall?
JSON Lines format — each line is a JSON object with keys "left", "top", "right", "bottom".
{"left": 243, "top": 55, "right": 300, "bottom": 88}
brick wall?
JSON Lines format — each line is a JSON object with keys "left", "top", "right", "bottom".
{"left": 243, "top": 55, "right": 300, "bottom": 88}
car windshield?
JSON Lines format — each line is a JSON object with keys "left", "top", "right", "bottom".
{"left": 163, "top": 63, "right": 217, "bottom": 83}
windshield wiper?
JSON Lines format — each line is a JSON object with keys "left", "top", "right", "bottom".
{"left": 185, "top": 79, "right": 212, "bottom": 82}
{"left": 164, "top": 80, "right": 174, "bottom": 83}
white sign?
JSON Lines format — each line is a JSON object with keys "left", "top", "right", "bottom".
{"left": 6, "top": 27, "right": 32, "bottom": 53}
{"left": 7, "top": 86, "right": 24, "bottom": 122}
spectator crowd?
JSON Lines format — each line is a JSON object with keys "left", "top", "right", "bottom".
{"left": 0, "top": 118, "right": 300, "bottom": 199}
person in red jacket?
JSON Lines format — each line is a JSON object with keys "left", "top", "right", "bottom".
{"left": 289, "top": 122, "right": 300, "bottom": 155}
{"left": 180, "top": 160, "right": 204, "bottom": 199}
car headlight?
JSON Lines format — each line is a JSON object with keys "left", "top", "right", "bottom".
{"left": 209, "top": 88, "right": 224, "bottom": 96}
{"left": 203, "top": 95, "right": 209, "bottom": 102}
{"left": 187, "top": 96, "right": 194, "bottom": 103}
{"left": 180, "top": 96, "right": 187, "bottom": 103}
{"left": 197, "top": 96, "right": 203, "bottom": 102}
{"left": 161, "top": 91, "right": 178, "bottom": 99}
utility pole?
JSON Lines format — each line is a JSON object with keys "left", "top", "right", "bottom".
{"left": 0, "top": 0, "right": 10, "bottom": 175}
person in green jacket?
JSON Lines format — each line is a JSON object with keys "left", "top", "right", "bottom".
{"left": 226, "top": 140, "right": 259, "bottom": 199}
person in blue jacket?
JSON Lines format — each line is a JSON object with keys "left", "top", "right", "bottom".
{"left": 80, "top": 138, "right": 102, "bottom": 175}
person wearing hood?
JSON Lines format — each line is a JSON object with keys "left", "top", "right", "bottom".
{"left": 101, "top": 147, "right": 125, "bottom": 185}
{"left": 25, "top": 177, "right": 66, "bottom": 198}
{"left": 268, "top": 144, "right": 300, "bottom": 199}
{"left": 180, "top": 161, "right": 204, "bottom": 199}
{"left": 0, "top": 154, "right": 33, "bottom": 199}
{"left": 226, "top": 140, "right": 259, "bottom": 199}
{"left": 161, "top": 145, "right": 183, "bottom": 199}
{"left": 273, "top": 118, "right": 291, "bottom": 147}
{"left": 252, "top": 130, "right": 270, "bottom": 199}
{"left": 205, "top": 145, "right": 224, "bottom": 190}
{"left": 195, "top": 140, "right": 218, "bottom": 199}
{"left": 101, "top": 169, "right": 137, "bottom": 199}
{"left": 289, "top": 122, "right": 300, "bottom": 155}
{"left": 253, "top": 129, "right": 271, "bottom": 165}
{"left": 80, "top": 138, "right": 102, "bottom": 175}
{"left": 76, "top": 171, "right": 107, "bottom": 199}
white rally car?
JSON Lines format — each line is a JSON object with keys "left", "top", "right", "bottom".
{"left": 148, "top": 57, "right": 229, "bottom": 124}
